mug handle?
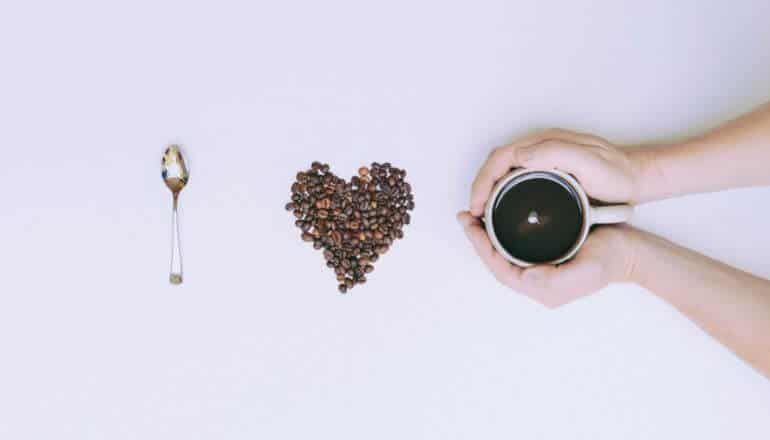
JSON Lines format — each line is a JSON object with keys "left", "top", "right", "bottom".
{"left": 591, "top": 204, "right": 634, "bottom": 225}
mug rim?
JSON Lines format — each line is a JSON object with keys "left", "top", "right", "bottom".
{"left": 483, "top": 168, "right": 591, "bottom": 267}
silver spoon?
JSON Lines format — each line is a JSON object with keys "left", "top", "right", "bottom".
{"left": 161, "top": 145, "right": 189, "bottom": 285}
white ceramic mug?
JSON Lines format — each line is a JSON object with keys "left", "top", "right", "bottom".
{"left": 484, "top": 168, "right": 634, "bottom": 267}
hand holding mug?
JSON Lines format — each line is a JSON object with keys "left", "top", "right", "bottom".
{"left": 461, "top": 129, "right": 642, "bottom": 307}
{"left": 469, "top": 128, "right": 642, "bottom": 217}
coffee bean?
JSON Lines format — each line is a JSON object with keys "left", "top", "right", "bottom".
{"left": 288, "top": 161, "right": 414, "bottom": 292}
{"left": 338, "top": 284, "right": 348, "bottom": 293}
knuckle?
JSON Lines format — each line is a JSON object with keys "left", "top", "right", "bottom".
{"left": 532, "top": 292, "right": 560, "bottom": 309}
{"left": 543, "top": 127, "right": 566, "bottom": 137}
{"left": 488, "top": 146, "right": 509, "bottom": 160}
{"left": 542, "top": 300, "right": 560, "bottom": 310}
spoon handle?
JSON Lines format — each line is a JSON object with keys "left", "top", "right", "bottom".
{"left": 169, "top": 196, "right": 183, "bottom": 285}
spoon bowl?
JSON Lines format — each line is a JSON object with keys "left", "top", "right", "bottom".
{"left": 162, "top": 145, "right": 189, "bottom": 196}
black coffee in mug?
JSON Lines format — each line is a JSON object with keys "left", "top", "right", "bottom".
{"left": 491, "top": 173, "right": 583, "bottom": 263}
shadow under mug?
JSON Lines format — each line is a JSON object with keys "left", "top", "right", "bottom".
{"left": 483, "top": 168, "right": 634, "bottom": 267}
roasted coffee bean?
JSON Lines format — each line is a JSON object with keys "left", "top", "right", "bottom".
{"left": 288, "top": 161, "right": 414, "bottom": 292}
{"left": 338, "top": 284, "right": 348, "bottom": 293}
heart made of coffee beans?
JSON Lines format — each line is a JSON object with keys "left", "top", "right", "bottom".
{"left": 286, "top": 161, "right": 415, "bottom": 293}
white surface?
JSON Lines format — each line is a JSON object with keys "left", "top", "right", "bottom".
{"left": 1, "top": 1, "right": 770, "bottom": 438}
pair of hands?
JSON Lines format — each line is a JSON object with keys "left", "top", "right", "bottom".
{"left": 458, "top": 129, "right": 643, "bottom": 308}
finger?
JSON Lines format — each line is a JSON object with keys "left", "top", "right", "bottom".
{"left": 541, "top": 128, "right": 611, "bottom": 149}
{"left": 456, "top": 211, "right": 523, "bottom": 287}
{"left": 517, "top": 140, "right": 629, "bottom": 202}
{"left": 468, "top": 129, "right": 610, "bottom": 217}
{"left": 518, "top": 252, "right": 605, "bottom": 308}
{"left": 469, "top": 131, "right": 563, "bottom": 216}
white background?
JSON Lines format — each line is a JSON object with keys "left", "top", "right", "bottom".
{"left": 1, "top": 0, "right": 769, "bottom": 438}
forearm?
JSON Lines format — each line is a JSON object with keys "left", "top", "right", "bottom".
{"left": 628, "top": 229, "right": 770, "bottom": 378}
{"left": 631, "top": 102, "right": 770, "bottom": 202}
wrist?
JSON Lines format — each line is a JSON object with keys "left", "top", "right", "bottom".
{"left": 621, "top": 227, "right": 673, "bottom": 288}
{"left": 628, "top": 146, "right": 664, "bottom": 204}
{"left": 608, "top": 225, "right": 643, "bottom": 284}
{"left": 597, "top": 224, "right": 645, "bottom": 284}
